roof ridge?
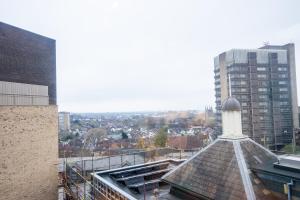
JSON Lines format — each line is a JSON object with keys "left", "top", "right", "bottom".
{"left": 247, "top": 139, "right": 278, "bottom": 159}
{"left": 233, "top": 140, "right": 256, "bottom": 200}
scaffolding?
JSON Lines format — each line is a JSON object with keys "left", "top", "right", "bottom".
{"left": 60, "top": 147, "right": 200, "bottom": 200}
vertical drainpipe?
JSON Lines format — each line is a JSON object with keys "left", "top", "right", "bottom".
{"left": 287, "top": 179, "right": 294, "bottom": 200}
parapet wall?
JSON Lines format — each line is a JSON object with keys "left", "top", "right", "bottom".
{"left": 0, "top": 106, "right": 58, "bottom": 200}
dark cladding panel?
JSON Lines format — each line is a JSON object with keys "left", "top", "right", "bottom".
{"left": 0, "top": 22, "right": 56, "bottom": 105}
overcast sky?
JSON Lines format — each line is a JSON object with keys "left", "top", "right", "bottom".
{"left": 1, "top": 0, "right": 300, "bottom": 112}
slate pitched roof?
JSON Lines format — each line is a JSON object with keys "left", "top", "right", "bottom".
{"left": 240, "top": 139, "right": 277, "bottom": 167}
{"left": 162, "top": 137, "right": 281, "bottom": 200}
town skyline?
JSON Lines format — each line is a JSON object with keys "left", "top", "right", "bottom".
{"left": 1, "top": 0, "right": 300, "bottom": 112}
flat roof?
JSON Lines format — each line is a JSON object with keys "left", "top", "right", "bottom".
{"left": 92, "top": 159, "right": 184, "bottom": 200}
{"left": 252, "top": 162, "right": 300, "bottom": 180}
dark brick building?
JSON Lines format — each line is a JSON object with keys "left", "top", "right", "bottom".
{"left": 0, "top": 22, "right": 56, "bottom": 104}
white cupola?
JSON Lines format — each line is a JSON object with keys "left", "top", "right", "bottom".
{"left": 220, "top": 97, "right": 247, "bottom": 139}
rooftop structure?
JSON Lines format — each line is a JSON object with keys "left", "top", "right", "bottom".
{"left": 91, "top": 159, "right": 184, "bottom": 200}
{"left": 162, "top": 136, "right": 281, "bottom": 199}
{"left": 162, "top": 97, "right": 299, "bottom": 200}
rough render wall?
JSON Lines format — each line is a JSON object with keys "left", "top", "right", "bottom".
{"left": 287, "top": 44, "right": 299, "bottom": 128}
{"left": 0, "top": 106, "right": 58, "bottom": 200}
{"left": 219, "top": 53, "right": 228, "bottom": 102}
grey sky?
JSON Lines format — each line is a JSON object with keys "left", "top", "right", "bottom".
{"left": 1, "top": 0, "right": 300, "bottom": 112}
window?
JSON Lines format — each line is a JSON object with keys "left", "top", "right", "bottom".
{"left": 231, "top": 74, "right": 246, "bottom": 78}
{"left": 230, "top": 74, "right": 237, "bottom": 78}
{"left": 243, "top": 124, "right": 249, "bottom": 129}
{"left": 280, "top": 102, "right": 289, "bottom": 106}
{"left": 257, "top": 67, "right": 266, "bottom": 71}
{"left": 278, "top": 74, "right": 288, "bottom": 78}
{"left": 278, "top": 67, "right": 287, "bottom": 71}
{"left": 279, "top": 88, "right": 288, "bottom": 92}
{"left": 242, "top": 102, "right": 247, "bottom": 106}
{"left": 242, "top": 117, "right": 248, "bottom": 121}
{"left": 228, "top": 66, "right": 241, "bottom": 72}
{"left": 259, "top": 95, "right": 268, "bottom": 99}
{"left": 241, "top": 88, "right": 247, "bottom": 92}
{"left": 231, "top": 81, "right": 237, "bottom": 85}
{"left": 259, "top": 81, "right": 268, "bottom": 86}
{"left": 257, "top": 74, "right": 267, "bottom": 78}
{"left": 241, "top": 95, "right": 248, "bottom": 99}
{"left": 279, "top": 81, "right": 287, "bottom": 85}
{"left": 280, "top": 108, "right": 290, "bottom": 112}
{"left": 279, "top": 94, "right": 288, "bottom": 99}
{"left": 259, "top": 102, "right": 268, "bottom": 106}
{"left": 242, "top": 109, "right": 248, "bottom": 113}
{"left": 231, "top": 80, "right": 247, "bottom": 86}
{"left": 259, "top": 109, "right": 268, "bottom": 113}
{"left": 259, "top": 116, "right": 264, "bottom": 120}
{"left": 258, "top": 88, "right": 267, "bottom": 92}
{"left": 266, "top": 137, "right": 273, "bottom": 142}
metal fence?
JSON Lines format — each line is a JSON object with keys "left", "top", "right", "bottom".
{"left": 72, "top": 148, "right": 200, "bottom": 176}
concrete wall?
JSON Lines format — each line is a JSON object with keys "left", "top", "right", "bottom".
{"left": 286, "top": 44, "right": 299, "bottom": 128}
{"left": 219, "top": 52, "right": 228, "bottom": 102}
{"left": 0, "top": 106, "right": 58, "bottom": 200}
{"left": 0, "top": 81, "right": 49, "bottom": 105}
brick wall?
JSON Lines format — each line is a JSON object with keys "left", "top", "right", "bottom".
{"left": 0, "top": 22, "right": 56, "bottom": 105}
{"left": 0, "top": 106, "right": 58, "bottom": 200}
